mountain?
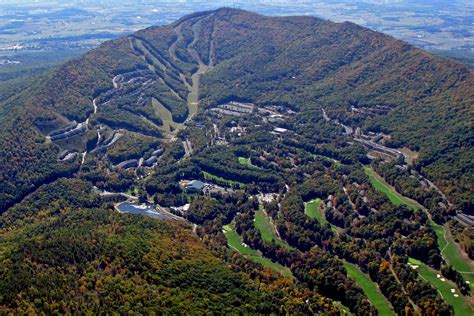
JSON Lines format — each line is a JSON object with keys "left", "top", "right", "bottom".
{"left": 0, "top": 8, "right": 471, "bottom": 213}
{"left": 0, "top": 7, "right": 472, "bottom": 315}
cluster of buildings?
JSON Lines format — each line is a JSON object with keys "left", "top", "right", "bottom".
{"left": 143, "top": 148, "right": 164, "bottom": 167}
{"left": 49, "top": 121, "right": 87, "bottom": 141}
{"left": 257, "top": 105, "right": 294, "bottom": 123}
{"left": 114, "top": 147, "right": 164, "bottom": 170}
{"left": 270, "top": 127, "right": 289, "bottom": 136}
{"left": 179, "top": 179, "right": 234, "bottom": 196}
{"left": 352, "top": 129, "right": 406, "bottom": 161}
{"left": 91, "top": 129, "right": 123, "bottom": 154}
{"left": 209, "top": 101, "right": 255, "bottom": 117}
{"left": 115, "top": 159, "right": 139, "bottom": 170}
{"left": 457, "top": 214, "right": 474, "bottom": 227}
{"left": 58, "top": 150, "right": 79, "bottom": 163}
{"left": 350, "top": 104, "right": 394, "bottom": 117}
{"left": 181, "top": 180, "right": 206, "bottom": 192}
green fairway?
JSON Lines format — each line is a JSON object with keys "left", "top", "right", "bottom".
{"left": 304, "top": 198, "right": 328, "bottom": 225}
{"left": 365, "top": 167, "right": 474, "bottom": 287}
{"left": 408, "top": 258, "right": 473, "bottom": 315}
{"left": 223, "top": 225, "right": 293, "bottom": 278}
{"left": 343, "top": 261, "right": 395, "bottom": 316}
{"left": 432, "top": 222, "right": 474, "bottom": 287}
{"left": 364, "top": 167, "right": 418, "bottom": 211}
{"left": 254, "top": 207, "right": 293, "bottom": 250}
{"left": 203, "top": 171, "right": 245, "bottom": 188}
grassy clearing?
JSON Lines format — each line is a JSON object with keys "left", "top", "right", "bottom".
{"left": 186, "top": 61, "right": 207, "bottom": 120}
{"left": 304, "top": 198, "right": 328, "bottom": 224}
{"left": 238, "top": 156, "right": 261, "bottom": 169}
{"left": 254, "top": 207, "right": 293, "bottom": 250}
{"left": 238, "top": 156, "right": 249, "bottom": 166}
{"left": 408, "top": 258, "right": 473, "bottom": 315}
{"left": 203, "top": 171, "right": 245, "bottom": 188}
{"left": 332, "top": 301, "right": 354, "bottom": 315}
{"left": 126, "top": 186, "right": 139, "bottom": 197}
{"left": 364, "top": 167, "right": 419, "bottom": 211}
{"left": 238, "top": 156, "right": 262, "bottom": 169}
{"left": 223, "top": 224, "right": 293, "bottom": 278}
{"left": 305, "top": 198, "right": 340, "bottom": 234}
{"left": 343, "top": 261, "right": 395, "bottom": 316}
{"left": 151, "top": 98, "right": 184, "bottom": 133}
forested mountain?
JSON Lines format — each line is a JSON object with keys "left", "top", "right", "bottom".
{"left": 0, "top": 8, "right": 472, "bottom": 213}
{"left": 0, "top": 7, "right": 472, "bottom": 315}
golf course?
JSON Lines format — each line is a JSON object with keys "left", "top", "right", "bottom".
{"left": 254, "top": 206, "right": 293, "bottom": 250}
{"left": 223, "top": 224, "right": 293, "bottom": 278}
{"left": 343, "top": 261, "right": 395, "bottom": 316}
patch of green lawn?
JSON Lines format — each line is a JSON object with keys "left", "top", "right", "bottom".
{"left": 431, "top": 222, "right": 474, "bottom": 287}
{"left": 311, "top": 153, "right": 341, "bottom": 166}
{"left": 343, "top": 261, "right": 395, "bottom": 316}
{"left": 364, "top": 167, "right": 418, "bottom": 211}
{"left": 334, "top": 301, "right": 354, "bottom": 315}
{"left": 408, "top": 258, "right": 473, "bottom": 315}
{"left": 238, "top": 156, "right": 262, "bottom": 169}
{"left": 304, "top": 198, "right": 328, "bottom": 225}
{"left": 151, "top": 98, "right": 184, "bottom": 133}
{"left": 254, "top": 207, "right": 293, "bottom": 250}
{"left": 223, "top": 224, "right": 293, "bottom": 278}
{"left": 238, "top": 156, "right": 250, "bottom": 166}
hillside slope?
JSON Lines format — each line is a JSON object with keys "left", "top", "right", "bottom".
{"left": 197, "top": 9, "right": 473, "bottom": 211}
{"left": 0, "top": 8, "right": 471, "bottom": 213}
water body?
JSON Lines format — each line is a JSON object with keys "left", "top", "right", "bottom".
{"left": 117, "top": 202, "right": 174, "bottom": 220}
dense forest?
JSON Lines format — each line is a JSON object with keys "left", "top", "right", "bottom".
{"left": 1, "top": 179, "right": 344, "bottom": 314}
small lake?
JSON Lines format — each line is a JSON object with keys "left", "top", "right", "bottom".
{"left": 117, "top": 202, "right": 173, "bottom": 220}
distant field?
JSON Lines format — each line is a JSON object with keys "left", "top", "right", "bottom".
{"left": 203, "top": 171, "right": 245, "bottom": 187}
{"left": 343, "top": 261, "right": 395, "bottom": 316}
{"left": 223, "top": 224, "right": 293, "bottom": 278}
{"left": 0, "top": 49, "right": 87, "bottom": 87}
{"left": 408, "top": 258, "right": 473, "bottom": 315}
{"left": 254, "top": 207, "right": 293, "bottom": 250}
{"left": 304, "top": 198, "right": 327, "bottom": 225}
{"left": 430, "top": 49, "right": 474, "bottom": 68}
